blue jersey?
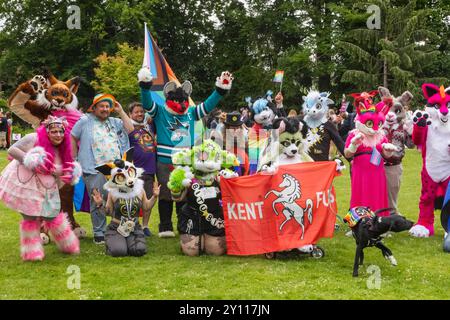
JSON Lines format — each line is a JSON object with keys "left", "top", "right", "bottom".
{"left": 140, "top": 88, "right": 223, "bottom": 164}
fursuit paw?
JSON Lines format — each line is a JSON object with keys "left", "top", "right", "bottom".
{"left": 409, "top": 224, "right": 430, "bottom": 238}
{"left": 260, "top": 163, "right": 278, "bottom": 175}
{"left": 73, "top": 226, "right": 87, "bottom": 239}
{"left": 29, "top": 75, "right": 47, "bottom": 95}
{"left": 40, "top": 232, "right": 50, "bottom": 245}
{"left": 347, "top": 133, "right": 364, "bottom": 153}
{"left": 219, "top": 169, "right": 238, "bottom": 180}
{"left": 334, "top": 158, "right": 346, "bottom": 172}
{"left": 413, "top": 110, "right": 431, "bottom": 127}
{"left": 215, "top": 71, "right": 233, "bottom": 93}
{"left": 382, "top": 143, "right": 398, "bottom": 153}
{"left": 138, "top": 67, "right": 153, "bottom": 89}
{"left": 23, "top": 147, "right": 55, "bottom": 174}
{"left": 60, "top": 161, "right": 82, "bottom": 185}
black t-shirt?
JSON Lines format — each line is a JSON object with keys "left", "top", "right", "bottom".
{"left": 185, "top": 180, "right": 222, "bottom": 215}
{"left": 305, "top": 120, "right": 346, "bottom": 161}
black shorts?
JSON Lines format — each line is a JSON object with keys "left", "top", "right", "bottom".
{"left": 177, "top": 204, "right": 225, "bottom": 237}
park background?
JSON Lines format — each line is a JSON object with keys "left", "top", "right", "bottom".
{"left": 0, "top": 0, "right": 450, "bottom": 299}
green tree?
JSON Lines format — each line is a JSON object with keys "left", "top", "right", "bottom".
{"left": 337, "top": 0, "right": 446, "bottom": 100}
{"left": 91, "top": 43, "right": 143, "bottom": 108}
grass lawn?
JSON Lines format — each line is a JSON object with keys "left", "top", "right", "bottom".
{"left": 0, "top": 148, "right": 449, "bottom": 300}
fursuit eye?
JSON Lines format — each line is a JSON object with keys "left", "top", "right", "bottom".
{"left": 282, "top": 141, "right": 291, "bottom": 147}
{"left": 316, "top": 104, "right": 322, "bottom": 110}
{"left": 295, "top": 140, "right": 302, "bottom": 146}
{"left": 379, "top": 121, "right": 383, "bottom": 127}
{"left": 63, "top": 91, "right": 68, "bottom": 98}
{"left": 51, "top": 91, "right": 57, "bottom": 96}
{"left": 127, "top": 167, "right": 136, "bottom": 178}
{"left": 447, "top": 102, "right": 450, "bottom": 109}
{"left": 114, "top": 174, "right": 126, "bottom": 184}
{"left": 434, "top": 104, "right": 440, "bottom": 109}
{"left": 365, "top": 120, "right": 374, "bottom": 128}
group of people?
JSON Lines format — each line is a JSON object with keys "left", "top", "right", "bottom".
{"left": 1, "top": 66, "right": 449, "bottom": 261}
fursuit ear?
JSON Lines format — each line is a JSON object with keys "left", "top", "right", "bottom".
{"left": 422, "top": 83, "right": 440, "bottom": 100}
{"left": 272, "top": 117, "right": 285, "bottom": 130}
{"left": 122, "top": 147, "right": 135, "bottom": 163}
{"left": 181, "top": 81, "right": 193, "bottom": 97}
{"left": 95, "top": 163, "right": 115, "bottom": 176}
{"left": 399, "top": 91, "right": 413, "bottom": 105}
{"left": 378, "top": 86, "right": 391, "bottom": 100}
{"left": 64, "top": 76, "right": 81, "bottom": 94}
{"left": 42, "top": 67, "right": 59, "bottom": 86}
{"left": 163, "top": 81, "right": 178, "bottom": 99}
{"left": 367, "top": 90, "right": 379, "bottom": 98}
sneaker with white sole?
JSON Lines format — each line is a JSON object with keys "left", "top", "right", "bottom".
{"left": 158, "top": 231, "right": 175, "bottom": 238}
{"left": 93, "top": 236, "right": 105, "bottom": 245}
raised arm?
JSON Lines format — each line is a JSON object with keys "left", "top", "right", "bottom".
{"left": 137, "top": 67, "right": 158, "bottom": 118}
{"left": 193, "top": 71, "right": 234, "bottom": 120}
{"left": 113, "top": 101, "right": 134, "bottom": 134}
{"left": 142, "top": 181, "right": 160, "bottom": 212}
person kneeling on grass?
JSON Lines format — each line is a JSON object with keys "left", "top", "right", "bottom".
{"left": 0, "top": 117, "right": 81, "bottom": 261}
{"left": 94, "top": 148, "right": 160, "bottom": 257}
{"left": 167, "top": 139, "right": 239, "bottom": 256}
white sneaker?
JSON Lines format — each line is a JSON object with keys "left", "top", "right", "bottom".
{"left": 345, "top": 230, "right": 353, "bottom": 237}
{"left": 158, "top": 231, "right": 176, "bottom": 238}
{"left": 297, "top": 245, "right": 313, "bottom": 253}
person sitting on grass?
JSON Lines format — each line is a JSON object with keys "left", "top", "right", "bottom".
{"left": 94, "top": 148, "right": 160, "bottom": 257}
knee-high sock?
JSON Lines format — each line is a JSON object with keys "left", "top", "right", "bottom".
{"left": 20, "top": 219, "right": 44, "bottom": 261}
{"left": 44, "top": 212, "right": 80, "bottom": 254}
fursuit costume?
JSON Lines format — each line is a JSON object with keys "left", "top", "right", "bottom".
{"left": 344, "top": 91, "right": 397, "bottom": 213}
{"left": 378, "top": 87, "right": 415, "bottom": 212}
{"left": 96, "top": 148, "right": 157, "bottom": 257}
{"left": 248, "top": 91, "right": 284, "bottom": 174}
{"left": 0, "top": 117, "right": 81, "bottom": 261}
{"left": 138, "top": 67, "right": 233, "bottom": 235}
{"left": 167, "top": 140, "right": 239, "bottom": 255}
{"left": 302, "top": 90, "right": 346, "bottom": 161}
{"left": 409, "top": 84, "right": 450, "bottom": 238}
{"left": 7, "top": 69, "right": 85, "bottom": 237}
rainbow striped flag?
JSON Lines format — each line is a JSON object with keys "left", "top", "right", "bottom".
{"left": 273, "top": 70, "right": 284, "bottom": 83}
{"left": 142, "top": 23, "right": 194, "bottom": 106}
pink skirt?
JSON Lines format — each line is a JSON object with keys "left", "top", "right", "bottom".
{"left": 0, "top": 160, "right": 61, "bottom": 218}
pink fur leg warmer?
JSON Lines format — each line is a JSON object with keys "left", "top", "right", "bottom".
{"left": 20, "top": 219, "right": 44, "bottom": 261}
{"left": 44, "top": 212, "right": 80, "bottom": 254}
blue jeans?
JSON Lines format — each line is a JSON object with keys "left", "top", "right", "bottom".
{"left": 82, "top": 173, "right": 107, "bottom": 237}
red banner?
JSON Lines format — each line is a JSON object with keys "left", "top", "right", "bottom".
{"left": 221, "top": 162, "right": 339, "bottom": 255}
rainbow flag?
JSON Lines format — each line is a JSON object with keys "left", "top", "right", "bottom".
{"left": 142, "top": 23, "right": 194, "bottom": 106}
{"left": 273, "top": 70, "right": 284, "bottom": 83}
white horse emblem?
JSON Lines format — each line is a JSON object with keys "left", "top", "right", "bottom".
{"left": 264, "top": 174, "right": 313, "bottom": 239}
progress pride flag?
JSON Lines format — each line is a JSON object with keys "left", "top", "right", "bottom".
{"left": 221, "top": 162, "right": 339, "bottom": 255}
